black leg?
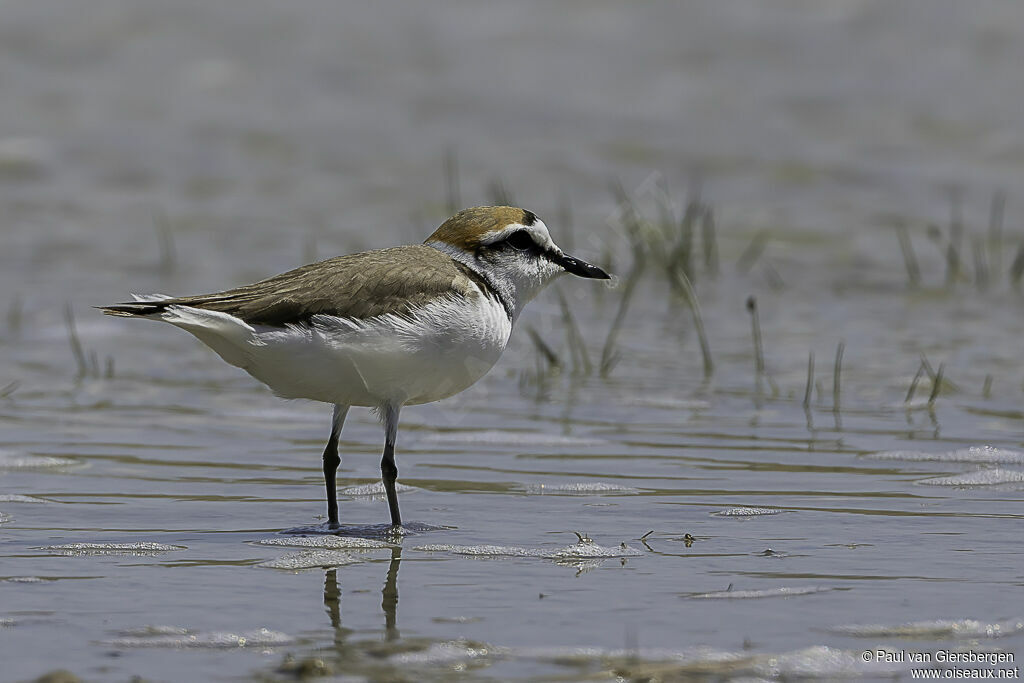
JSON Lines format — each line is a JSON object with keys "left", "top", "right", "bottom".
{"left": 323, "top": 405, "right": 348, "bottom": 528}
{"left": 380, "top": 403, "right": 402, "bottom": 527}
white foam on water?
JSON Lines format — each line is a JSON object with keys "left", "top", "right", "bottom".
{"left": 339, "top": 482, "right": 418, "bottom": 496}
{"left": 753, "top": 645, "right": 894, "bottom": 678}
{"left": 4, "top": 576, "right": 47, "bottom": 583}
{"left": 414, "top": 540, "right": 641, "bottom": 560}
{"left": 0, "top": 494, "right": 48, "bottom": 503}
{"left": 257, "top": 550, "right": 362, "bottom": 569}
{"left": 687, "top": 586, "right": 837, "bottom": 600}
{"left": 415, "top": 543, "right": 542, "bottom": 557}
{"left": 0, "top": 452, "right": 77, "bottom": 470}
{"left": 714, "top": 507, "right": 785, "bottom": 517}
{"left": 256, "top": 536, "right": 395, "bottom": 550}
{"left": 831, "top": 618, "right": 1024, "bottom": 639}
{"left": 391, "top": 639, "right": 506, "bottom": 665}
{"left": 40, "top": 542, "right": 184, "bottom": 555}
{"left": 104, "top": 627, "right": 293, "bottom": 648}
{"left": 391, "top": 642, "right": 901, "bottom": 678}
{"left": 868, "top": 445, "right": 1024, "bottom": 465}
{"left": 525, "top": 482, "right": 641, "bottom": 495}
{"left": 0, "top": 512, "right": 9, "bottom": 524}
{"left": 917, "top": 469, "right": 1024, "bottom": 486}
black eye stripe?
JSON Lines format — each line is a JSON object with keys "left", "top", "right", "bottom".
{"left": 504, "top": 230, "right": 535, "bottom": 251}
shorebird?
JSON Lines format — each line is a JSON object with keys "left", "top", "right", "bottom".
{"left": 101, "top": 206, "right": 610, "bottom": 528}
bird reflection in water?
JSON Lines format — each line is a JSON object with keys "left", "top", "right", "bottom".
{"left": 323, "top": 546, "right": 402, "bottom": 646}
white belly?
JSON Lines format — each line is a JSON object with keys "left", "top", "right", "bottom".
{"left": 159, "top": 293, "right": 512, "bottom": 407}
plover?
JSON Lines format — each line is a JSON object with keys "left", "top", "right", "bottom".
{"left": 101, "top": 206, "right": 609, "bottom": 528}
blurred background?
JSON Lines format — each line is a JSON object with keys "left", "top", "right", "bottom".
{"left": 2, "top": 2, "right": 1024, "bottom": 681}
{"left": 3, "top": 0, "right": 1024, "bottom": 289}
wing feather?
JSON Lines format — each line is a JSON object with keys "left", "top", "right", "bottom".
{"left": 101, "top": 245, "right": 486, "bottom": 326}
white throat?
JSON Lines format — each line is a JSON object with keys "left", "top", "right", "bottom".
{"left": 426, "top": 240, "right": 563, "bottom": 324}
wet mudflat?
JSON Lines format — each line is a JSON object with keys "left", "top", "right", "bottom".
{"left": 2, "top": 2, "right": 1024, "bottom": 681}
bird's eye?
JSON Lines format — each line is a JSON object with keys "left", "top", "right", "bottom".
{"left": 504, "top": 230, "right": 535, "bottom": 251}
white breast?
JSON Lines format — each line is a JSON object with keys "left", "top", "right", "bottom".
{"left": 158, "top": 291, "right": 512, "bottom": 408}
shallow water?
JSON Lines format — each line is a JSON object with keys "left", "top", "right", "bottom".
{"left": 2, "top": 1, "right": 1024, "bottom": 681}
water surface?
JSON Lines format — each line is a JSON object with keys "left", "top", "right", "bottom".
{"left": 2, "top": 1, "right": 1024, "bottom": 680}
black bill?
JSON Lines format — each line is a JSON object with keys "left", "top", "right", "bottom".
{"left": 549, "top": 252, "right": 611, "bottom": 279}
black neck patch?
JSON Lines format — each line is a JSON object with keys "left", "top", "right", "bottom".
{"left": 454, "top": 261, "right": 514, "bottom": 322}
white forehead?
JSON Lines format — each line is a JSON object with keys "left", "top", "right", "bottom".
{"left": 480, "top": 219, "right": 557, "bottom": 250}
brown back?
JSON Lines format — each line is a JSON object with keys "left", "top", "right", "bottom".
{"left": 152, "top": 245, "right": 482, "bottom": 326}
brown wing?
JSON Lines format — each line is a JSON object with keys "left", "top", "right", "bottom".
{"left": 101, "top": 245, "right": 485, "bottom": 326}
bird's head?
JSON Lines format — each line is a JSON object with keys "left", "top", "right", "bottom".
{"left": 425, "top": 206, "right": 610, "bottom": 320}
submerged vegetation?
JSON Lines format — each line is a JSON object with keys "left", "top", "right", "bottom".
{"left": 459, "top": 157, "right": 1024, "bottom": 416}
{"left": 20, "top": 151, "right": 1013, "bottom": 424}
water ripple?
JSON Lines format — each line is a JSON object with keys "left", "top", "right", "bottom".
{"left": 687, "top": 586, "right": 838, "bottom": 600}
{"left": 830, "top": 618, "right": 1024, "bottom": 639}
{"left": 917, "top": 469, "right": 1024, "bottom": 487}
{"left": 104, "top": 626, "right": 293, "bottom": 648}
{"left": 868, "top": 446, "right": 1024, "bottom": 465}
